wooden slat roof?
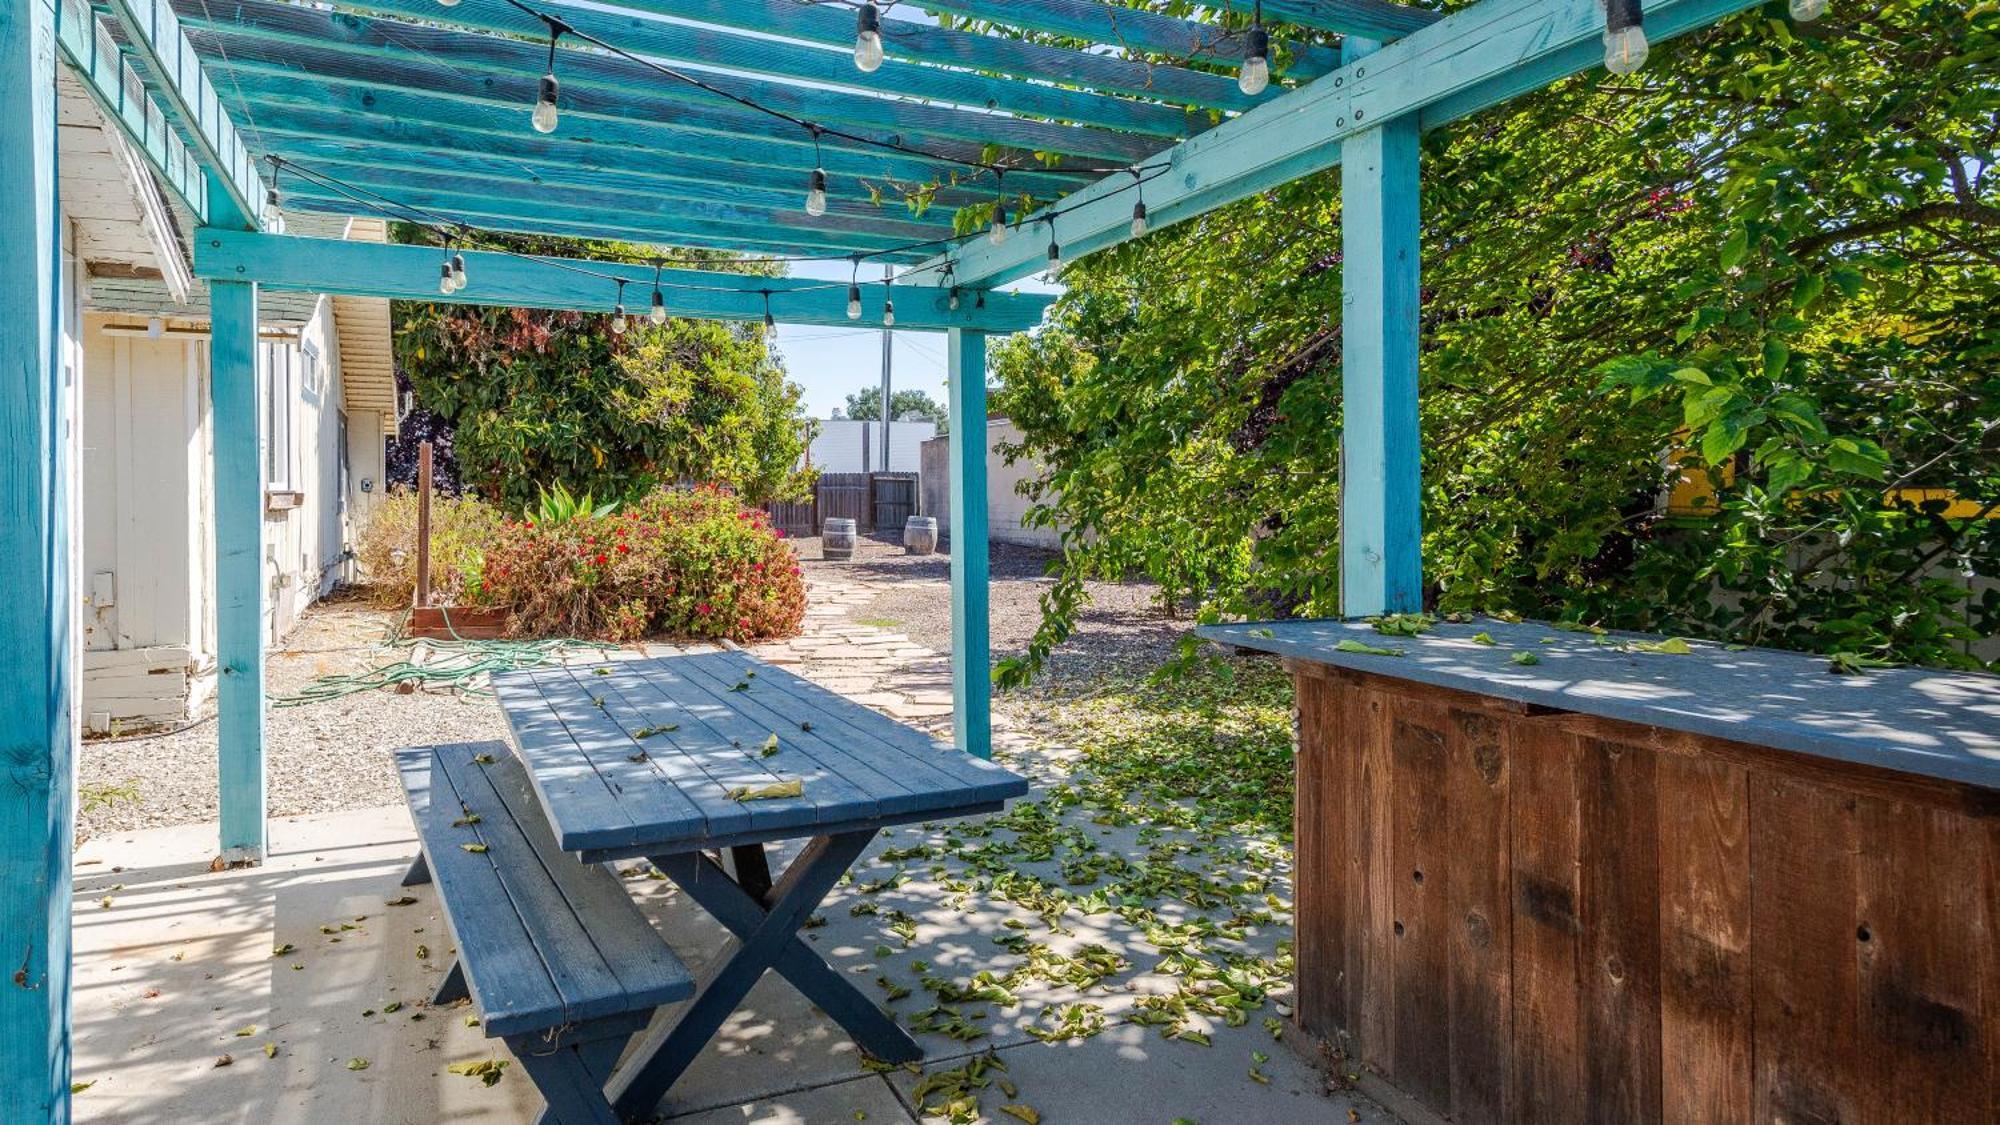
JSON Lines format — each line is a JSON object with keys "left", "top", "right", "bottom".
{"left": 157, "top": 0, "right": 1435, "bottom": 266}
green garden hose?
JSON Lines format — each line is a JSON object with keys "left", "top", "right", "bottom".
{"left": 273, "top": 612, "right": 608, "bottom": 707}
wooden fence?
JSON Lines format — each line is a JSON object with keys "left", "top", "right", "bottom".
{"left": 764, "top": 471, "right": 923, "bottom": 536}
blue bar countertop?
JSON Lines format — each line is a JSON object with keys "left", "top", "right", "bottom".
{"left": 1195, "top": 617, "right": 2000, "bottom": 791}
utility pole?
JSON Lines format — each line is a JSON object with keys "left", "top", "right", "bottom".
{"left": 879, "top": 263, "right": 893, "bottom": 472}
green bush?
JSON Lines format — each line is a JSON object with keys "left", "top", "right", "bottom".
{"left": 354, "top": 491, "right": 504, "bottom": 607}
{"left": 478, "top": 485, "right": 806, "bottom": 643}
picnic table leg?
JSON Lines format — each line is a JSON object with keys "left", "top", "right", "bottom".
{"left": 722, "top": 844, "right": 772, "bottom": 899}
{"left": 527, "top": 1036, "right": 631, "bottom": 1125}
{"left": 431, "top": 960, "right": 468, "bottom": 1006}
{"left": 508, "top": 1038, "right": 622, "bottom": 1125}
{"left": 654, "top": 848, "right": 921, "bottom": 1064}
{"left": 401, "top": 852, "right": 431, "bottom": 886}
{"left": 607, "top": 831, "right": 876, "bottom": 1118}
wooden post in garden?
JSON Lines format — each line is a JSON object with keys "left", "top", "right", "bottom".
{"left": 414, "top": 440, "right": 433, "bottom": 608}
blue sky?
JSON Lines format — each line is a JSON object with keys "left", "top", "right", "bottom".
{"left": 768, "top": 260, "right": 1058, "bottom": 419}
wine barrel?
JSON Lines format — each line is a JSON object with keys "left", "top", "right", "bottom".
{"left": 903, "top": 516, "right": 939, "bottom": 556}
{"left": 823, "top": 517, "right": 858, "bottom": 561}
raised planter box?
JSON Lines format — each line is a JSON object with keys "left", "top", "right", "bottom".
{"left": 409, "top": 606, "right": 510, "bottom": 641}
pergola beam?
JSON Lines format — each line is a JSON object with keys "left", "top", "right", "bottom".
{"left": 1258, "top": 0, "right": 1445, "bottom": 39}
{"left": 191, "top": 231, "right": 1052, "bottom": 332}
{"left": 230, "top": 80, "right": 1091, "bottom": 201}
{"left": 275, "top": 191, "right": 937, "bottom": 263}
{"left": 54, "top": 0, "right": 208, "bottom": 218}
{"left": 330, "top": 0, "right": 1199, "bottom": 140}
{"left": 911, "top": 0, "right": 1341, "bottom": 76}
{"left": 97, "top": 0, "right": 265, "bottom": 227}
{"left": 600, "top": 0, "right": 1261, "bottom": 112}
{"left": 927, "top": 0, "right": 1761, "bottom": 287}
{"left": 176, "top": 0, "right": 1165, "bottom": 167}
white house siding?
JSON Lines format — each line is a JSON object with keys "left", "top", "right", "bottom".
{"left": 807, "top": 418, "right": 935, "bottom": 473}
{"left": 917, "top": 420, "right": 1067, "bottom": 550}
{"left": 77, "top": 298, "right": 364, "bottom": 732}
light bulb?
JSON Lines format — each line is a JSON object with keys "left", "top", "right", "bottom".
{"left": 1789, "top": 0, "right": 1826, "bottom": 19}
{"left": 451, "top": 254, "right": 467, "bottom": 289}
{"left": 1239, "top": 25, "right": 1271, "bottom": 96}
{"left": 883, "top": 299, "right": 895, "bottom": 328}
{"left": 847, "top": 284, "right": 863, "bottom": 320}
{"left": 1047, "top": 239, "right": 1061, "bottom": 272}
{"left": 854, "top": 3, "right": 884, "bottom": 73}
{"left": 805, "top": 168, "right": 828, "bottom": 217}
{"left": 439, "top": 263, "right": 455, "bottom": 295}
{"left": 532, "top": 73, "right": 560, "bottom": 133}
{"left": 1602, "top": 26, "right": 1648, "bottom": 74}
{"left": 989, "top": 200, "right": 1009, "bottom": 246}
{"left": 611, "top": 306, "right": 627, "bottom": 335}
{"left": 765, "top": 309, "right": 776, "bottom": 329}
{"left": 1131, "top": 200, "right": 1148, "bottom": 239}
{"left": 949, "top": 289, "right": 961, "bottom": 311}
{"left": 649, "top": 290, "right": 667, "bottom": 325}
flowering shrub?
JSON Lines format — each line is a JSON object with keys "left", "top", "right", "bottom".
{"left": 477, "top": 485, "right": 805, "bottom": 643}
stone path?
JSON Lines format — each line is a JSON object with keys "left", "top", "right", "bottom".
{"left": 751, "top": 570, "right": 967, "bottom": 733}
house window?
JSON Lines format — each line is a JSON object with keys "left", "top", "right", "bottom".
{"left": 264, "top": 341, "right": 297, "bottom": 490}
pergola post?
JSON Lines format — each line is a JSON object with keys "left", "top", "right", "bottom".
{"left": 211, "top": 275, "right": 267, "bottom": 862}
{"left": 0, "top": 0, "right": 76, "bottom": 1117}
{"left": 1339, "top": 38, "right": 1423, "bottom": 617}
{"left": 946, "top": 327, "right": 991, "bottom": 758}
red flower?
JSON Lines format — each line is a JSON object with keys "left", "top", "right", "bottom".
{"left": 595, "top": 553, "right": 609, "bottom": 564}
{"left": 774, "top": 529, "right": 786, "bottom": 539}
{"left": 586, "top": 536, "right": 597, "bottom": 544}
{"left": 752, "top": 562, "right": 764, "bottom": 572}
{"left": 524, "top": 520, "right": 535, "bottom": 529}
{"left": 617, "top": 543, "right": 630, "bottom": 554}
{"left": 697, "top": 602, "right": 712, "bottom": 615}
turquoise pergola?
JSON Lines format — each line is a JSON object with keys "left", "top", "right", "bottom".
{"left": 5, "top": 0, "right": 1770, "bottom": 1115}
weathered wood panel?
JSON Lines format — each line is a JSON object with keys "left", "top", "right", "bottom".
{"left": 1286, "top": 663, "right": 2000, "bottom": 1124}
{"left": 1656, "top": 753, "right": 1751, "bottom": 1125}
{"left": 1443, "top": 707, "right": 1510, "bottom": 1124}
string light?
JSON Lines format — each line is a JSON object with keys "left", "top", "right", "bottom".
{"left": 1045, "top": 217, "right": 1061, "bottom": 273}
{"left": 1602, "top": 0, "right": 1648, "bottom": 75}
{"left": 1240, "top": 2, "right": 1271, "bottom": 96}
{"left": 451, "top": 253, "right": 468, "bottom": 290}
{"left": 854, "top": 2, "right": 885, "bottom": 73}
{"left": 1130, "top": 170, "right": 1148, "bottom": 238}
{"left": 649, "top": 261, "right": 667, "bottom": 324}
{"left": 610, "top": 278, "right": 629, "bottom": 334}
{"left": 438, "top": 260, "right": 456, "bottom": 295}
{"left": 531, "top": 18, "right": 567, "bottom": 133}
{"left": 1789, "top": 0, "right": 1827, "bottom": 19}
{"left": 806, "top": 168, "right": 829, "bottom": 218}
{"left": 883, "top": 273, "right": 895, "bottom": 328}
{"left": 762, "top": 290, "right": 776, "bottom": 329}
{"left": 847, "top": 257, "right": 864, "bottom": 320}
{"left": 943, "top": 263, "right": 960, "bottom": 311}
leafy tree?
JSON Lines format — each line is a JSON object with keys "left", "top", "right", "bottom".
{"left": 392, "top": 229, "right": 814, "bottom": 511}
{"left": 844, "top": 385, "right": 951, "bottom": 434}
{"left": 988, "top": 0, "right": 1998, "bottom": 681}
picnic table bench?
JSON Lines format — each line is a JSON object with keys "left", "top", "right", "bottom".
{"left": 396, "top": 651, "right": 1029, "bottom": 1123}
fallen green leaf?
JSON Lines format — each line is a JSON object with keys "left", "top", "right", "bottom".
{"left": 446, "top": 1058, "right": 510, "bottom": 1087}
{"left": 1511, "top": 652, "right": 1542, "bottom": 666}
{"left": 346, "top": 1058, "right": 370, "bottom": 1071}
{"left": 1334, "top": 639, "right": 1403, "bottom": 657}
{"left": 728, "top": 779, "right": 803, "bottom": 801}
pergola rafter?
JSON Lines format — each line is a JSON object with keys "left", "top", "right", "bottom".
{"left": 5, "top": 0, "right": 1794, "bottom": 1117}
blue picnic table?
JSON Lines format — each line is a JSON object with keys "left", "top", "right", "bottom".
{"left": 400, "top": 650, "right": 1027, "bottom": 1123}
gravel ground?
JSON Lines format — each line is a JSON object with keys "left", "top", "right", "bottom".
{"left": 795, "top": 532, "right": 1186, "bottom": 669}
{"left": 77, "top": 593, "right": 512, "bottom": 842}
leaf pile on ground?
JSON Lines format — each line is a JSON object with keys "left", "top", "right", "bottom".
{"left": 876, "top": 659, "right": 1299, "bottom": 1122}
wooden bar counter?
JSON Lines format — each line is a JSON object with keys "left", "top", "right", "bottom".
{"left": 1197, "top": 618, "right": 2000, "bottom": 1124}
